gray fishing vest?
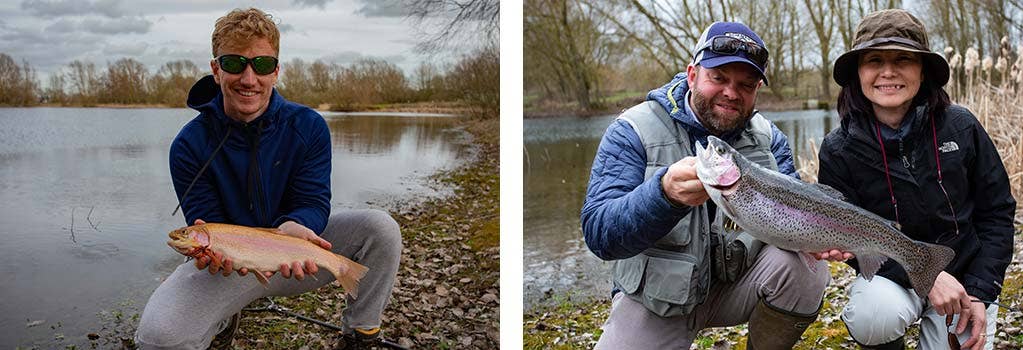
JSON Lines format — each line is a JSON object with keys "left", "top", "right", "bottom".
{"left": 612, "top": 100, "right": 777, "bottom": 317}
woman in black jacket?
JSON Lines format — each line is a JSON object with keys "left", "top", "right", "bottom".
{"left": 816, "top": 9, "right": 1015, "bottom": 350}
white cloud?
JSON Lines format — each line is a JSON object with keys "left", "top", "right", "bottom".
{"left": 0, "top": 0, "right": 467, "bottom": 86}
{"left": 103, "top": 41, "right": 149, "bottom": 56}
{"left": 21, "top": 0, "right": 125, "bottom": 18}
{"left": 292, "top": 0, "right": 331, "bottom": 9}
{"left": 80, "top": 16, "right": 152, "bottom": 34}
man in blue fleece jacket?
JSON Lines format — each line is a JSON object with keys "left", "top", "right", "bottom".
{"left": 583, "top": 22, "right": 830, "bottom": 349}
{"left": 135, "top": 8, "right": 401, "bottom": 350}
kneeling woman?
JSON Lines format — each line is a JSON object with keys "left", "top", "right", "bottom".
{"left": 816, "top": 9, "right": 1016, "bottom": 350}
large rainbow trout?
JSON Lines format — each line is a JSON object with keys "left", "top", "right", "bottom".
{"left": 695, "top": 136, "right": 954, "bottom": 298}
{"left": 168, "top": 223, "right": 369, "bottom": 298}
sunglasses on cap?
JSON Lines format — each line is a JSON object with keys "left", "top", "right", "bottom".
{"left": 216, "top": 55, "right": 279, "bottom": 75}
{"left": 697, "top": 35, "right": 769, "bottom": 69}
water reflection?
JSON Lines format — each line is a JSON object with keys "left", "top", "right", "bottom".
{"left": 523, "top": 110, "right": 839, "bottom": 308}
{"left": 0, "top": 108, "right": 465, "bottom": 348}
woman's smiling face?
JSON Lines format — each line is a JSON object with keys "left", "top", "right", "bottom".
{"left": 858, "top": 49, "right": 923, "bottom": 117}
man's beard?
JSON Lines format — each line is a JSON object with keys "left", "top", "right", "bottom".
{"left": 689, "top": 86, "right": 755, "bottom": 136}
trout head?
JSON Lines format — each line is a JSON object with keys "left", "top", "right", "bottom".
{"left": 695, "top": 136, "right": 742, "bottom": 197}
{"left": 167, "top": 225, "right": 210, "bottom": 258}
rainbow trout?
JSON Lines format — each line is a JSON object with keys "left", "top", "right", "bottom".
{"left": 695, "top": 136, "right": 954, "bottom": 298}
{"left": 168, "top": 223, "right": 369, "bottom": 298}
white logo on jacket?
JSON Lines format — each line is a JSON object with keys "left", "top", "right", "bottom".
{"left": 939, "top": 141, "right": 959, "bottom": 153}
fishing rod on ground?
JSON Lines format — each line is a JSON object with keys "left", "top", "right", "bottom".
{"left": 243, "top": 297, "right": 410, "bottom": 350}
{"left": 970, "top": 299, "right": 1021, "bottom": 313}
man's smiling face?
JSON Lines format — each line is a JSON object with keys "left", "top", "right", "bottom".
{"left": 211, "top": 37, "right": 279, "bottom": 123}
{"left": 687, "top": 63, "right": 761, "bottom": 136}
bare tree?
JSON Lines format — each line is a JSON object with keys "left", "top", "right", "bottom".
{"left": 405, "top": 0, "right": 499, "bottom": 54}
{"left": 66, "top": 60, "right": 102, "bottom": 105}
{"left": 802, "top": 0, "right": 838, "bottom": 99}
{"left": 0, "top": 53, "right": 39, "bottom": 106}
{"left": 105, "top": 58, "right": 148, "bottom": 104}
{"left": 149, "top": 60, "right": 201, "bottom": 106}
{"left": 278, "top": 58, "right": 312, "bottom": 105}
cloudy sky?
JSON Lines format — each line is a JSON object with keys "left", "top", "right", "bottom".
{"left": 0, "top": 0, "right": 466, "bottom": 85}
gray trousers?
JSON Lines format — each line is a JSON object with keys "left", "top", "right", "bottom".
{"left": 594, "top": 245, "right": 831, "bottom": 349}
{"left": 842, "top": 275, "right": 997, "bottom": 349}
{"left": 135, "top": 209, "right": 402, "bottom": 350}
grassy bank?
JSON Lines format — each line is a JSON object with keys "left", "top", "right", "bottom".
{"left": 524, "top": 235, "right": 1023, "bottom": 349}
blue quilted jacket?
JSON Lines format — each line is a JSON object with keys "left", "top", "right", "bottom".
{"left": 581, "top": 73, "right": 798, "bottom": 260}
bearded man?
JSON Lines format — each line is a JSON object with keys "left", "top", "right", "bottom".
{"left": 581, "top": 21, "right": 830, "bottom": 349}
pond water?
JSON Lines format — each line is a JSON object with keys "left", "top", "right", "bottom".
{"left": 522, "top": 109, "right": 840, "bottom": 308}
{"left": 0, "top": 107, "right": 468, "bottom": 348}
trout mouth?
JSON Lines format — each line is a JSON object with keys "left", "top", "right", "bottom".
{"left": 167, "top": 227, "right": 210, "bottom": 258}
{"left": 709, "top": 183, "right": 735, "bottom": 191}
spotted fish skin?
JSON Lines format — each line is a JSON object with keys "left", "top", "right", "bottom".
{"left": 167, "top": 223, "right": 368, "bottom": 299}
{"left": 695, "top": 136, "right": 955, "bottom": 299}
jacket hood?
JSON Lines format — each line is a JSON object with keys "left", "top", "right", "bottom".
{"left": 646, "top": 72, "right": 748, "bottom": 144}
{"left": 186, "top": 74, "right": 284, "bottom": 129}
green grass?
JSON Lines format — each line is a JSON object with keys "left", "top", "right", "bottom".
{"left": 524, "top": 232, "right": 1023, "bottom": 349}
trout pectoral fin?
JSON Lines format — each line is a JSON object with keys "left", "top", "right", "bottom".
{"left": 856, "top": 253, "right": 888, "bottom": 280}
{"left": 253, "top": 270, "right": 271, "bottom": 288}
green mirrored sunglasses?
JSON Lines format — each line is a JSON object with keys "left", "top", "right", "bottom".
{"left": 216, "top": 55, "right": 278, "bottom": 75}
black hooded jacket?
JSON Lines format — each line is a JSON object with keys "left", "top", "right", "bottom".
{"left": 818, "top": 104, "right": 1016, "bottom": 303}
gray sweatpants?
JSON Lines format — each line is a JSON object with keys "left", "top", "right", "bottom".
{"left": 842, "top": 275, "right": 997, "bottom": 349}
{"left": 594, "top": 245, "right": 831, "bottom": 349}
{"left": 135, "top": 209, "right": 402, "bottom": 350}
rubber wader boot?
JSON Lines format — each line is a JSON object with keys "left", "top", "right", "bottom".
{"left": 747, "top": 299, "right": 820, "bottom": 350}
{"left": 857, "top": 336, "right": 905, "bottom": 350}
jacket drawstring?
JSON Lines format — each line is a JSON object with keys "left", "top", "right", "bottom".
{"left": 873, "top": 120, "right": 902, "bottom": 227}
{"left": 172, "top": 126, "right": 233, "bottom": 216}
{"left": 246, "top": 120, "right": 265, "bottom": 215}
{"left": 930, "top": 113, "right": 961, "bottom": 237}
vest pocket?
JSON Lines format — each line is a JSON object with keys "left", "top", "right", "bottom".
{"left": 644, "top": 256, "right": 695, "bottom": 305}
{"left": 613, "top": 254, "right": 647, "bottom": 294}
{"left": 621, "top": 248, "right": 704, "bottom": 317}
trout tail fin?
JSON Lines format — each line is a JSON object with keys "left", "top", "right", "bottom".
{"left": 326, "top": 254, "right": 369, "bottom": 300}
{"left": 904, "top": 242, "right": 956, "bottom": 299}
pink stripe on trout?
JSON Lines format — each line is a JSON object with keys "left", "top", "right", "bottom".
{"left": 168, "top": 223, "right": 368, "bottom": 299}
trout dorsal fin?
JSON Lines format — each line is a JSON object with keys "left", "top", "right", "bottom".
{"left": 813, "top": 183, "right": 846, "bottom": 201}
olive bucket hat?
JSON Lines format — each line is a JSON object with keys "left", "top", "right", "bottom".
{"left": 832, "top": 9, "right": 950, "bottom": 87}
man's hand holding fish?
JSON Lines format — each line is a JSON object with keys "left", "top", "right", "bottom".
{"left": 192, "top": 219, "right": 328, "bottom": 281}
{"left": 661, "top": 157, "right": 711, "bottom": 207}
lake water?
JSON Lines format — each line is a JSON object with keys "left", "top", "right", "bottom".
{"left": 0, "top": 107, "right": 468, "bottom": 348}
{"left": 522, "top": 109, "right": 840, "bottom": 308}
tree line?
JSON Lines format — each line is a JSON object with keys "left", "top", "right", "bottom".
{"left": 524, "top": 0, "right": 1023, "bottom": 111}
{"left": 0, "top": 46, "right": 498, "bottom": 117}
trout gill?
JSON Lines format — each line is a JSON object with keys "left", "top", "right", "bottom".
{"left": 168, "top": 223, "right": 369, "bottom": 299}
{"left": 695, "top": 136, "right": 954, "bottom": 298}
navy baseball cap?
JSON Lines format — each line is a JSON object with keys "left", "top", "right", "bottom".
{"left": 693, "top": 21, "right": 770, "bottom": 85}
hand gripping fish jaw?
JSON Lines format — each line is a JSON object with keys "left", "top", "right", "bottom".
{"left": 696, "top": 136, "right": 741, "bottom": 195}
{"left": 167, "top": 226, "right": 211, "bottom": 259}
